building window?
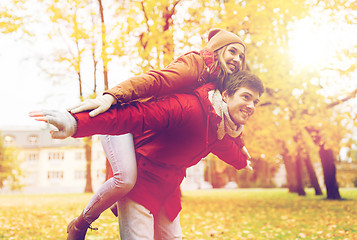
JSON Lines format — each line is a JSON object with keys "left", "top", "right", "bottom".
{"left": 27, "top": 152, "right": 39, "bottom": 162}
{"left": 48, "top": 152, "right": 64, "bottom": 161}
{"left": 25, "top": 171, "right": 37, "bottom": 184}
{"left": 4, "top": 135, "right": 15, "bottom": 146}
{"left": 96, "top": 169, "right": 105, "bottom": 179}
{"left": 28, "top": 135, "right": 38, "bottom": 145}
{"left": 75, "top": 152, "right": 85, "bottom": 161}
{"left": 74, "top": 170, "right": 86, "bottom": 179}
{"left": 48, "top": 171, "right": 63, "bottom": 180}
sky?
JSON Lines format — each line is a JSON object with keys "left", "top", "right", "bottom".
{"left": 0, "top": 34, "right": 131, "bottom": 128}
{"left": 0, "top": 36, "right": 77, "bottom": 128}
{"left": 0, "top": 0, "right": 133, "bottom": 128}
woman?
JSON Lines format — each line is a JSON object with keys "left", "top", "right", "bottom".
{"left": 65, "top": 28, "right": 246, "bottom": 240}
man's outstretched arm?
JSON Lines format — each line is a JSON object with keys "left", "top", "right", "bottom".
{"left": 30, "top": 95, "right": 191, "bottom": 140}
{"left": 29, "top": 110, "right": 77, "bottom": 139}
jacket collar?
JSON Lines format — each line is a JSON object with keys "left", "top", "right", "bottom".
{"left": 199, "top": 48, "right": 219, "bottom": 84}
{"left": 194, "top": 83, "right": 222, "bottom": 123}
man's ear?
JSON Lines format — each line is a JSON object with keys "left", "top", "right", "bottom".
{"left": 222, "top": 90, "right": 228, "bottom": 103}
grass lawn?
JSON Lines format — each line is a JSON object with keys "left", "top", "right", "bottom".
{"left": 0, "top": 188, "right": 356, "bottom": 239}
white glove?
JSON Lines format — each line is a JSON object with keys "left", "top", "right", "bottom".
{"left": 67, "top": 94, "right": 117, "bottom": 117}
{"left": 245, "top": 160, "right": 253, "bottom": 171}
{"left": 29, "top": 110, "right": 77, "bottom": 139}
{"left": 241, "top": 146, "right": 253, "bottom": 171}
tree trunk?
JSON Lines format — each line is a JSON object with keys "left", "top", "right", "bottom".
{"left": 318, "top": 147, "right": 341, "bottom": 199}
{"left": 283, "top": 153, "right": 297, "bottom": 192}
{"left": 84, "top": 136, "right": 93, "bottom": 193}
{"left": 304, "top": 154, "right": 323, "bottom": 195}
{"left": 98, "top": 0, "right": 108, "bottom": 90}
{"left": 304, "top": 127, "right": 341, "bottom": 199}
{"left": 91, "top": 47, "right": 98, "bottom": 94}
{"left": 295, "top": 155, "right": 306, "bottom": 196}
{"left": 291, "top": 132, "right": 305, "bottom": 195}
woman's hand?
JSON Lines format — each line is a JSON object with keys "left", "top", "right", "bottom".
{"left": 67, "top": 94, "right": 117, "bottom": 117}
{"left": 29, "top": 110, "right": 77, "bottom": 139}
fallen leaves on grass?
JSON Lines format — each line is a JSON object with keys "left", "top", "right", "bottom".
{"left": 180, "top": 189, "right": 357, "bottom": 239}
{"left": 0, "top": 189, "right": 356, "bottom": 239}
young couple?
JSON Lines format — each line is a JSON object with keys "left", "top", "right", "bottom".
{"left": 30, "top": 28, "right": 264, "bottom": 240}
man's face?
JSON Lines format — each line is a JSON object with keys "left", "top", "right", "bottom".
{"left": 222, "top": 87, "right": 260, "bottom": 125}
{"left": 223, "top": 43, "right": 245, "bottom": 73}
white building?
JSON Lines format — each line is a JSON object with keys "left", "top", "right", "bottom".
{"left": 1, "top": 126, "right": 206, "bottom": 193}
{"left": 181, "top": 159, "right": 212, "bottom": 190}
{"left": 1, "top": 126, "right": 106, "bottom": 193}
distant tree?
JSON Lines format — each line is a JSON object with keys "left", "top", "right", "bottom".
{"left": 0, "top": 133, "right": 22, "bottom": 190}
{"left": 113, "top": 0, "right": 182, "bottom": 73}
{"left": 0, "top": 0, "right": 29, "bottom": 191}
{"left": 45, "top": 0, "right": 95, "bottom": 192}
{"left": 346, "top": 139, "right": 357, "bottom": 163}
{"left": 0, "top": 0, "right": 26, "bottom": 34}
{"left": 220, "top": 0, "right": 355, "bottom": 199}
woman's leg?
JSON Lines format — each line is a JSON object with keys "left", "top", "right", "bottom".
{"left": 67, "top": 134, "right": 137, "bottom": 240}
{"left": 82, "top": 134, "right": 137, "bottom": 223}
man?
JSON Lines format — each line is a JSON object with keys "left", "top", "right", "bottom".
{"left": 30, "top": 70, "right": 264, "bottom": 239}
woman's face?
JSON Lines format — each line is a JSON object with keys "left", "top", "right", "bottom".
{"left": 222, "top": 43, "right": 245, "bottom": 73}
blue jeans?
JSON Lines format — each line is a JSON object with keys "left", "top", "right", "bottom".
{"left": 118, "top": 197, "right": 182, "bottom": 240}
{"left": 82, "top": 134, "right": 137, "bottom": 224}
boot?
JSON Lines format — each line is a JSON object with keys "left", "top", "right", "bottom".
{"left": 66, "top": 213, "right": 97, "bottom": 240}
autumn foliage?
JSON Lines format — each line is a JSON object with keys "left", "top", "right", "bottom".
{"left": 1, "top": 0, "right": 356, "bottom": 195}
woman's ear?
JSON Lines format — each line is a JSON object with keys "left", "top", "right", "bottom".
{"left": 222, "top": 90, "right": 228, "bottom": 103}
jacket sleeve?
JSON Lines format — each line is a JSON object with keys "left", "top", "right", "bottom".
{"left": 211, "top": 136, "right": 247, "bottom": 170}
{"left": 72, "top": 95, "right": 190, "bottom": 138}
{"left": 104, "top": 52, "right": 205, "bottom": 104}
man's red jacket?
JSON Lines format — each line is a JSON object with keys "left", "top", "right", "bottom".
{"left": 72, "top": 83, "right": 248, "bottom": 221}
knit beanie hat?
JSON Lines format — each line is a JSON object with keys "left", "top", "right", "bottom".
{"left": 206, "top": 28, "right": 246, "bottom": 52}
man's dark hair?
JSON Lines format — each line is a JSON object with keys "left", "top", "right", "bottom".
{"left": 221, "top": 70, "right": 265, "bottom": 97}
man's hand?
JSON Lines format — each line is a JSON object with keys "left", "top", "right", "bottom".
{"left": 241, "top": 146, "right": 251, "bottom": 160}
{"left": 29, "top": 110, "right": 77, "bottom": 139}
{"left": 67, "top": 94, "right": 117, "bottom": 117}
{"left": 245, "top": 160, "right": 253, "bottom": 171}
{"left": 241, "top": 146, "right": 253, "bottom": 171}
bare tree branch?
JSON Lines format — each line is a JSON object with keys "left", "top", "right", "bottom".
{"left": 327, "top": 88, "right": 357, "bottom": 108}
